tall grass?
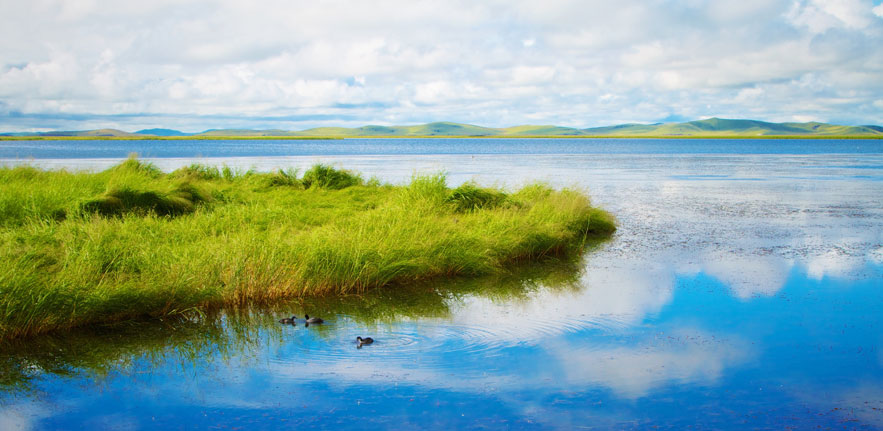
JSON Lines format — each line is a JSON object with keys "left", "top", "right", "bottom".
{"left": 0, "top": 159, "right": 615, "bottom": 340}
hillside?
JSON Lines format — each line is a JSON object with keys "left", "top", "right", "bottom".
{"left": 583, "top": 118, "right": 883, "bottom": 136}
{"left": 197, "top": 129, "right": 300, "bottom": 137}
{"left": 40, "top": 129, "right": 137, "bottom": 137}
{"left": 298, "top": 122, "right": 500, "bottom": 136}
{"left": 2, "top": 118, "right": 881, "bottom": 138}
{"left": 134, "top": 128, "right": 190, "bottom": 137}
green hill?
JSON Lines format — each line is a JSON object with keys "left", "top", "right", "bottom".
{"left": 298, "top": 127, "right": 365, "bottom": 136}
{"left": 298, "top": 122, "right": 499, "bottom": 136}
{"left": 403, "top": 122, "right": 498, "bottom": 136}
{"left": 3, "top": 118, "right": 881, "bottom": 139}
{"left": 299, "top": 122, "right": 587, "bottom": 136}
{"left": 500, "top": 125, "right": 587, "bottom": 136}
{"left": 583, "top": 118, "right": 883, "bottom": 136}
{"left": 197, "top": 129, "right": 300, "bottom": 137}
{"left": 135, "top": 128, "right": 190, "bottom": 136}
{"left": 40, "top": 129, "right": 137, "bottom": 137}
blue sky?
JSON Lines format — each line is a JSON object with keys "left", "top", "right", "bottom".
{"left": 1, "top": 0, "right": 882, "bottom": 132}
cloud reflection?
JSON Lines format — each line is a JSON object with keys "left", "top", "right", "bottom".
{"left": 703, "top": 254, "right": 793, "bottom": 298}
{"left": 806, "top": 248, "right": 873, "bottom": 280}
{"left": 251, "top": 326, "right": 754, "bottom": 403}
{"left": 447, "top": 257, "right": 674, "bottom": 342}
{"left": 0, "top": 402, "right": 50, "bottom": 431}
{"left": 870, "top": 247, "right": 883, "bottom": 265}
{"left": 548, "top": 329, "right": 754, "bottom": 399}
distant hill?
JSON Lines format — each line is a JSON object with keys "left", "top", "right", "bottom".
{"left": 197, "top": 129, "right": 303, "bottom": 137}
{"left": 500, "top": 125, "right": 587, "bottom": 136}
{"left": 0, "top": 129, "right": 137, "bottom": 138}
{"left": 295, "top": 118, "right": 883, "bottom": 137}
{"left": 135, "top": 128, "right": 190, "bottom": 136}
{"left": 2, "top": 118, "right": 881, "bottom": 138}
{"left": 40, "top": 129, "right": 137, "bottom": 137}
{"left": 582, "top": 118, "right": 883, "bottom": 136}
{"left": 298, "top": 122, "right": 502, "bottom": 136}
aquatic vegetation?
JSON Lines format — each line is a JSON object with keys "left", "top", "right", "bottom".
{"left": 0, "top": 158, "right": 615, "bottom": 340}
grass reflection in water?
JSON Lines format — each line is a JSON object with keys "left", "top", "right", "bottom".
{"left": 0, "top": 251, "right": 595, "bottom": 396}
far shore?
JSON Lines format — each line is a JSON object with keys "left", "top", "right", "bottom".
{"left": 2, "top": 134, "right": 881, "bottom": 140}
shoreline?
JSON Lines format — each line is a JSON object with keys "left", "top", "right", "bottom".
{"left": 2, "top": 135, "right": 882, "bottom": 140}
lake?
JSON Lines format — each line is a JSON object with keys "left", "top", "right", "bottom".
{"left": 2, "top": 138, "right": 883, "bottom": 429}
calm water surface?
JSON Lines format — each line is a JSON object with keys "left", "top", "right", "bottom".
{"left": 2, "top": 139, "right": 882, "bottom": 429}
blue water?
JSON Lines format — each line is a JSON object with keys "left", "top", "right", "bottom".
{"left": 1, "top": 137, "right": 882, "bottom": 159}
{"left": 2, "top": 139, "right": 883, "bottom": 429}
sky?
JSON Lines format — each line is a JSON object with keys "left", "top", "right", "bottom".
{"left": 1, "top": 0, "right": 882, "bottom": 133}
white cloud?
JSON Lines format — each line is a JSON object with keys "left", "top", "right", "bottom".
{"left": 0, "top": 0, "right": 881, "bottom": 131}
{"left": 786, "top": 0, "right": 880, "bottom": 33}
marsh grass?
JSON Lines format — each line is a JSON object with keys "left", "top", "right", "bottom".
{"left": 446, "top": 182, "right": 510, "bottom": 212}
{"left": 79, "top": 182, "right": 210, "bottom": 217}
{"left": 301, "top": 164, "right": 362, "bottom": 189}
{"left": 0, "top": 158, "right": 615, "bottom": 340}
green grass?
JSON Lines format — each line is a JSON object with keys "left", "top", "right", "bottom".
{"left": 0, "top": 158, "right": 615, "bottom": 341}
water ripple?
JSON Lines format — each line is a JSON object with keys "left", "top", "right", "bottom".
{"left": 267, "top": 311, "right": 636, "bottom": 370}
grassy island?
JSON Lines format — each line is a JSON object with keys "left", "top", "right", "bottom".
{"left": 0, "top": 159, "right": 614, "bottom": 340}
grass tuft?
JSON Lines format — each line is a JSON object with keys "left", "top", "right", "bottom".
{"left": 263, "top": 168, "right": 301, "bottom": 188}
{"left": 79, "top": 181, "right": 210, "bottom": 218}
{"left": 446, "top": 182, "right": 509, "bottom": 212}
{"left": 170, "top": 164, "right": 223, "bottom": 181}
{"left": 0, "top": 160, "right": 614, "bottom": 340}
{"left": 302, "top": 164, "right": 362, "bottom": 189}
{"left": 109, "top": 156, "right": 164, "bottom": 179}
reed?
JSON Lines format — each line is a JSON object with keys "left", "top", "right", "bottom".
{"left": 0, "top": 158, "right": 615, "bottom": 340}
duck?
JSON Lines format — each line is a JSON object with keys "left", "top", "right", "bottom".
{"left": 356, "top": 336, "right": 374, "bottom": 346}
{"left": 304, "top": 314, "right": 324, "bottom": 324}
{"left": 278, "top": 315, "right": 296, "bottom": 324}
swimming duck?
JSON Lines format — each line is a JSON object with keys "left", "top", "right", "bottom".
{"left": 356, "top": 336, "right": 374, "bottom": 346}
{"left": 278, "top": 315, "right": 296, "bottom": 324}
{"left": 304, "top": 314, "right": 324, "bottom": 324}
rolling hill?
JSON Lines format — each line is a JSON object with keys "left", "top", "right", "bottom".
{"left": 40, "top": 129, "right": 138, "bottom": 137}
{"left": 583, "top": 118, "right": 883, "bottom": 136}
{"left": 134, "top": 128, "right": 190, "bottom": 137}
{"left": 2, "top": 118, "right": 881, "bottom": 138}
